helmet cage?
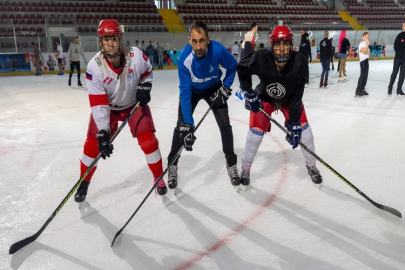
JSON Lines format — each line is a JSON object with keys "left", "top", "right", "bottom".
{"left": 99, "top": 33, "right": 123, "bottom": 58}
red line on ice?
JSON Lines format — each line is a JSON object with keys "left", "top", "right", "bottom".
{"left": 173, "top": 114, "right": 289, "bottom": 270}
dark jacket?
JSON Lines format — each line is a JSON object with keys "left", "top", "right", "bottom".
{"left": 340, "top": 38, "right": 350, "bottom": 54}
{"left": 299, "top": 33, "right": 312, "bottom": 61}
{"left": 394, "top": 32, "right": 405, "bottom": 61}
{"left": 238, "top": 49, "right": 307, "bottom": 124}
{"left": 319, "top": 38, "right": 332, "bottom": 60}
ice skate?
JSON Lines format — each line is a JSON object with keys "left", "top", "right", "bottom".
{"left": 78, "top": 80, "right": 83, "bottom": 87}
{"left": 75, "top": 180, "right": 90, "bottom": 204}
{"left": 68, "top": 78, "right": 71, "bottom": 86}
{"left": 338, "top": 77, "right": 344, "bottom": 82}
{"left": 306, "top": 165, "right": 323, "bottom": 185}
{"left": 227, "top": 163, "right": 241, "bottom": 191}
{"left": 397, "top": 89, "right": 405, "bottom": 96}
{"left": 323, "top": 77, "right": 329, "bottom": 88}
{"left": 360, "top": 89, "right": 369, "bottom": 96}
{"left": 355, "top": 89, "right": 364, "bottom": 97}
{"left": 167, "top": 164, "right": 178, "bottom": 189}
{"left": 154, "top": 177, "right": 167, "bottom": 196}
{"left": 240, "top": 166, "right": 250, "bottom": 191}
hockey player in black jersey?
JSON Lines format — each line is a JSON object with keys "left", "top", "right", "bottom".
{"left": 237, "top": 25, "right": 322, "bottom": 186}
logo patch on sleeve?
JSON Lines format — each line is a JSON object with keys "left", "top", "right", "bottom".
{"left": 142, "top": 53, "right": 148, "bottom": 62}
{"left": 130, "top": 52, "right": 134, "bottom": 57}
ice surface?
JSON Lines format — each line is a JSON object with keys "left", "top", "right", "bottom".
{"left": 1, "top": 60, "right": 405, "bottom": 270}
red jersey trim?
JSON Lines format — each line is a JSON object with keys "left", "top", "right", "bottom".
{"left": 140, "top": 69, "right": 152, "bottom": 81}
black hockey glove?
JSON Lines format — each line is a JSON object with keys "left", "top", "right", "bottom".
{"left": 285, "top": 121, "right": 302, "bottom": 149}
{"left": 209, "top": 84, "right": 232, "bottom": 107}
{"left": 136, "top": 82, "right": 152, "bottom": 106}
{"left": 179, "top": 122, "right": 196, "bottom": 151}
{"left": 97, "top": 130, "right": 114, "bottom": 159}
{"left": 244, "top": 90, "right": 263, "bottom": 113}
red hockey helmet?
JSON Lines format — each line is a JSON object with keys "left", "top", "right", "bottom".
{"left": 98, "top": 19, "right": 123, "bottom": 58}
{"left": 269, "top": 25, "right": 293, "bottom": 44}
{"left": 269, "top": 25, "right": 294, "bottom": 63}
{"left": 97, "top": 19, "right": 122, "bottom": 37}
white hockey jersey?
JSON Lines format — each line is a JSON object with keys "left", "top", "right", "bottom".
{"left": 85, "top": 46, "right": 153, "bottom": 131}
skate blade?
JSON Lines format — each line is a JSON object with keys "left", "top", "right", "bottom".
{"left": 78, "top": 201, "right": 88, "bottom": 210}
{"left": 313, "top": 183, "right": 322, "bottom": 190}
{"left": 234, "top": 186, "right": 240, "bottom": 192}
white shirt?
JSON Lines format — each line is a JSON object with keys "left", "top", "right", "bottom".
{"left": 57, "top": 45, "right": 63, "bottom": 59}
{"left": 359, "top": 41, "right": 369, "bottom": 62}
{"left": 231, "top": 44, "right": 239, "bottom": 55}
{"left": 85, "top": 47, "right": 153, "bottom": 131}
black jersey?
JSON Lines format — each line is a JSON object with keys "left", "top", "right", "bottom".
{"left": 237, "top": 49, "right": 308, "bottom": 124}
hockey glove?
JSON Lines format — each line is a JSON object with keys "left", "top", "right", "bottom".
{"left": 209, "top": 84, "right": 232, "bottom": 107}
{"left": 179, "top": 122, "right": 196, "bottom": 151}
{"left": 285, "top": 121, "right": 302, "bottom": 149}
{"left": 244, "top": 90, "right": 263, "bottom": 113}
{"left": 136, "top": 82, "right": 152, "bottom": 106}
{"left": 97, "top": 130, "right": 114, "bottom": 159}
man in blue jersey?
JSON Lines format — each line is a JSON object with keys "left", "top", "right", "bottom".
{"left": 167, "top": 21, "right": 240, "bottom": 190}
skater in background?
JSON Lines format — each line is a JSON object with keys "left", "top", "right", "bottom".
{"left": 156, "top": 42, "right": 165, "bottom": 69}
{"left": 68, "top": 36, "right": 88, "bottom": 87}
{"left": 55, "top": 40, "right": 64, "bottom": 75}
{"left": 299, "top": 32, "right": 311, "bottom": 87}
{"left": 319, "top": 31, "right": 332, "bottom": 88}
{"left": 338, "top": 31, "right": 350, "bottom": 82}
{"left": 355, "top": 32, "right": 371, "bottom": 97}
{"left": 387, "top": 22, "right": 405, "bottom": 96}
{"left": 238, "top": 25, "right": 323, "bottom": 186}
{"left": 31, "top": 42, "right": 43, "bottom": 76}
{"left": 166, "top": 21, "right": 240, "bottom": 190}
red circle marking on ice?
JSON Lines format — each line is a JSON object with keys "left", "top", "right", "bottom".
{"left": 170, "top": 112, "right": 289, "bottom": 270}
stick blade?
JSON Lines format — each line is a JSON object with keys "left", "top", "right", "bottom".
{"left": 111, "top": 229, "right": 123, "bottom": 247}
{"left": 382, "top": 205, "right": 402, "bottom": 218}
{"left": 9, "top": 234, "right": 38, "bottom": 255}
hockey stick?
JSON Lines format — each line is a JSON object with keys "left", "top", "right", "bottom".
{"left": 111, "top": 105, "right": 212, "bottom": 247}
{"left": 9, "top": 102, "right": 141, "bottom": 255}
{"left": 259, "top": 108, "right": 402, "bottom": 218}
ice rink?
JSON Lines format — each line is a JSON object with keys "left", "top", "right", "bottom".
{"left": 1, "top": 59, "right": 405, "bottom": 270}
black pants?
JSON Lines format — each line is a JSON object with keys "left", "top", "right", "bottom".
{"left": 69, "top": 61, "right": 81, "bottom": 81}
{"left": 388, "top": 58, "right": 404, "bottom": 91}
{"left": 356, "top": 59, "right": 369, "bottom": 91}
{"left": 168, "top": 90, "right": 237, "bottom": 167}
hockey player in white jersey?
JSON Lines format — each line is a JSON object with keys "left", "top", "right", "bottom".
{"left": 74, "top": 19, "right": 167, "bottom": 202}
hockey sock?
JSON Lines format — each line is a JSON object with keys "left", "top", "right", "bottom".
{"left": 137, "top": 130, "right": 163, "bottom": 178}
{"left": 300, "top": 124, "right": 316, "bottom": 167}
{"left": 241, "top": 128, "right": 264, "bottom": 170}
{"left": 80, "top": 137, "right": 99, "bottom": 181}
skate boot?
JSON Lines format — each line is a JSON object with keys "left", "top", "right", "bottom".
{"left": 78, "top": 80, "right": 83, "bottom": 87}
{"left": 167, "top": 164, "right": 178, "bottom": 189}
{"left": 397, "top": 89, "right": 405, "bottom": 96}
{"left": 361, "top": 89, "right": 369, "bottom": 96}
{"left": 319, "top": 77, "right": 324, "bottom": 88}
{"left": 355, "top": 89, "right": 364, "bottom": 97}
{"left": 240, "top": 166, "right": 250, "bottom": 187}
{"left": 68, "top": 78, "right": 71, "bottom": 86}
{"left": 388, "top": 87, "right": 392, "bottom": 96}
{"left": 306, "top": 165, "right": 323, "bottom": 184}
{"left": 227, "top": 163, "right": 241, "bottom": 187}
{"left": 338, "top": 77, "right": 344, "bottom": 82}
{"left": 75, "top": 180, "right": 90, "bottom": 203}
{"left": 323, "top": 77, "right": 329, "bottom": 88}
{"left": 154, "top": 177, "right": 167, "bottom": 196}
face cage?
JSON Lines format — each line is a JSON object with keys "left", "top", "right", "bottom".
{"left": 99, "top": 34, "right": 123, "bottom": 58}
{"left": 271, "top": 39, "right": 293, "bottom": 63}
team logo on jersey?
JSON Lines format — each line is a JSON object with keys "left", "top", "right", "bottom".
{"left": 130, "top": 52, "right": 134, "bottom": 57}
{"left": 95, "top": 57, "right": 102, "bottom": 67}
{"left": 209, "top": 65, "right": 214, "bottom": 73}
{"left": 321, "top": 41, "right": 326, "bottom": 47}
{"left": 129, "top": 68, "right": 134, "bottom": 79}
{"left": 103, "top": 77, "right": 114, "bottom": 85}
{"left": 266, "top": 83, "right": 286, "bottom": 99}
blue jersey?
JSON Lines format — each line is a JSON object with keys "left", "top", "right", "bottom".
{"left": 178, "top": 40, "right": 237, "bottom": 125}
